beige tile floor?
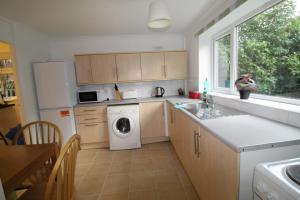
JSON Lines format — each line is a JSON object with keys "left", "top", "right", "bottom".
{"left": 74, "top": 142, "right": 199, "bottom": 200}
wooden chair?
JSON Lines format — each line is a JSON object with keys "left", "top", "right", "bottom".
{"left": 13, "top": 121, "right": 63, "bottom": 150}
{"left": 0, "top": 131, "right": 9, "bottom": 145}
{"left": 19, "top": 134, "right": 81, "bottom": 200}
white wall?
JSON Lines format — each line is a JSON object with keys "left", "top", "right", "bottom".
{"left": 185, "top": 0, "right": 235, "bottom": 92}
{"left": 49, "top": 34, "right": 185, "bottom": 60}
{"left": 80, "top": 80, "right": 185, "bottom": 100}
{"left": 0, "top": 17, "right": 50, "bottom": 123}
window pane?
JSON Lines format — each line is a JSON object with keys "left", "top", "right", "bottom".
{"left": 238, "top": 0, "right": 300, "bottom": 99}
{"left": 216, "top": 34, "right": 231, "bottom": 88}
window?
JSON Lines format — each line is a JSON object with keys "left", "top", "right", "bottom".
{"left": 215, "top": 34, "right": 231, "bottom": 89}
{"left": 214, "top": 0, "right": 300, "bottom": 100}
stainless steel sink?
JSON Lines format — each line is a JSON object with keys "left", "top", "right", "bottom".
{"left": 181, "top": 102, "right": 245, "bottom": 120}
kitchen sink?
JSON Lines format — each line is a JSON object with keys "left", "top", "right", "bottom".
{"left": 180, "top": 102, "right": 245, "bottom": 120}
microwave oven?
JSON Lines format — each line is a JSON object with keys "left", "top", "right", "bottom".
{"left": 78, "top": 90, "right": 102, "bottom": 103}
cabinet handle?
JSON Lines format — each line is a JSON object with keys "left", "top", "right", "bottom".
{"left": 83, "top": 109, "right": 96, "bottom": 112}
{"left": 84, "top": 124, "right": 98, "bottom": 127}
{"left": 84, "top": 118, "right": 97, "bottom": 120}
{"left": 197, "top": 132, "right": 202, "bottom": 157}
{"left": 194, "top": 131, "right": 197, "bottom": 155}
{"left": 165, "top": 65, "right": 167, "bottom": 77}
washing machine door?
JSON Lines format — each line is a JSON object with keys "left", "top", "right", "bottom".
{"left": 112, "top": 116, "right": 134, "bottom": 138}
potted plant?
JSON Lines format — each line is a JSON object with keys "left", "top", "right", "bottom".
{"left": 235, "top": 74, "right": 257, "bottom": 99}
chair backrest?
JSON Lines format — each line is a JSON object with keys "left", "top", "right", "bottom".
{"left": 44, "top": 134, "right": 80, "bottom": 200}
{"left": 0, "top": 131, "right": 8, "bottom": 145}
{"left": 13, "top": 121, "right": 63, "bottom": 150}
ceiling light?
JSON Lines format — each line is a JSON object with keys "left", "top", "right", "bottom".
{"left": 148, "top": 0, "right": 171, "bottom": 29}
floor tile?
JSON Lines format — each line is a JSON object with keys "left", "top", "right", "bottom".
{"left": 75, "top": 142, "right": 198, "bottom": 200}
{"left": 129, "top": 189, "right": 156, "bottom": 200}
{"left": 99, "top": 193, "right": 129, "bottom": 200}
{"left": 129, "top": 171, "right": 155, "bottom": 190}
{"left": 76, "top": 175, "right": 106, "bottom": 195}
{"left": 110, "top": 161, "right": 131, "bottom": 174}
{"left": 102, "top": 173, "right": 130, "bottom": 195}
{"left": 156, "top": 187, "right": 187, "bottom": 200}
{"left": 75, "top": 194, "right": 100, "bottom": 200}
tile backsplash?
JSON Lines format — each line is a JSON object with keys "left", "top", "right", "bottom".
{"left": 79, "top": 80, "right": 186, "bottom": 100}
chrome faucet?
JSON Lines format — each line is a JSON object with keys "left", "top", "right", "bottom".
{"left": 202, "top": 94, "right": 214, "bottom": 109}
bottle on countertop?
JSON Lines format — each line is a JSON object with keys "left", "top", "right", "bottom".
{"left": 202, "top": 78, "right": 208, "bottom": 101}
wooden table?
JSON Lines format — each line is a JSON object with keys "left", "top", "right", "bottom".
{"left": 0, "top": 144, "right": 58, "bottom": 196}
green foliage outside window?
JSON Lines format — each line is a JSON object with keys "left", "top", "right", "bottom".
{"left": 238, "top": 0, "right": 300, "bottom": 98}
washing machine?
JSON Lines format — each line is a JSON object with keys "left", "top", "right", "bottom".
{"left": 107, "top": 104, "right": 141, "bottom": 150}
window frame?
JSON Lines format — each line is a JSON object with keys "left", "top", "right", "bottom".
{"left": 211, "top": 0, "right": 300, "bottom": 106}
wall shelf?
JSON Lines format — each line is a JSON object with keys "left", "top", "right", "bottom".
{"left": 0, "top": 68, "right": 14, "bottom": 75}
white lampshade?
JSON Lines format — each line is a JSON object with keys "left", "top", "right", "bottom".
{"left": 148, "top": 0, "right": 171, "bottom": 29}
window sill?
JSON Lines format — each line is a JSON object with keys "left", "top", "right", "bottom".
{"left": 210, "top": 92, "right": 300, "bottom": 128}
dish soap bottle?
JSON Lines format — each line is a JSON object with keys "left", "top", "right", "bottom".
{"left": 203, "top": 78, "right": 208, "bottom": 101}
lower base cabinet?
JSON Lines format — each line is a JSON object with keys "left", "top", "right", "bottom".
{"left": 74, "top": 105, "right": 109, "bottom": 149}
{"left": 169, "top": 108, "right": 240, "bottom": 200}
{"left": 77, "top": 123, "right": 108, "bottom": 144}
{"left": 139, "top": 101, "right": 166, "bottom": 143}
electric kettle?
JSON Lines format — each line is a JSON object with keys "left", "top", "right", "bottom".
{"left": 154, "top": 87, "right": 165, "bottom": 97}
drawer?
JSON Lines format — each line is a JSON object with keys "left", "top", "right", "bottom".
{"left": 77, "top": 122, "right": 108, "bottom": 144}
{"left": 75, "top": 106, "right": 107, "bottom": 115}
{"left": 76, "top": 114, "right": 107, "bottom": 124}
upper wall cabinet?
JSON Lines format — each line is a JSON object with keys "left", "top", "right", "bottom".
{"left": 75, "top": 55, "right": 92, "bottom": 84}
{"left": 116, "top": 53, "right": 141, "bottom": 82}
{"left": 141, "top": 52, "right": 165, "bottom": 80}
{"left": 165, "top": 51, "right": 187, "bottom": 80}
{"left": 74, "top": 50, "right": 188, "bottom": 85}
{"left": 90, "top": 54, "right": 117, "bottom": 84}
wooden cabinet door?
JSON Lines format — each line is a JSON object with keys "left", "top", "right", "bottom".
{"left": 182, "top": 114, "right": 200, "bottom": 181}
{"left": 174, "top": 110, "right": 185, "bottom": 161}
{"left": 141, "top": 52, "right": 165, "bottom": 80}
{"left": 213, "top": 133, "right": 240, "bottom": 200}
{"left": 195, "top": 128, "right": 215, "bottom": 200}
{"left": 139, "top": 101, "right": 165, "bottom": 138}
{"left": 116, "top": 53, "right": 141, "bottom": 82}
{"left": 77, "top": 123, "right": 108, "bottom": 144}
{"left": 195, "top": 127, "right": 239, "bottom": 200}
{"left": 75, "top": 55, "right": 92, "bottom": 84}
{"left": 165, "top": 51, "right": 187, "bottom": 80}
{"left": 90, "top": 54, "right": 117, "bottom": 83}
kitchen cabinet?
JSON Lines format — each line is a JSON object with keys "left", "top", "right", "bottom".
{"left": 75, "top": 55, "right": 92, "bottom": 84}
{"left": 77, "top": 123, "right": 108, "bottom": 144}
{"left": 74, "top": 51, "right": 188, "bottom": 84}
{"left": 170, "top": 108, "right": 239, "bottom": 200}
{"left": 74, "top": 105, "right": 108, "bottom": 149}
{"left": 139, "top": 101, "right": 166, "bottom": 143}
{"left": 116, "top": 53, "right": 141, "bottom": 82}
{"left": 164, "top": 51, "right": 187, "bottom": 80}
{"left": 90, "top": 54, "right": 117, "bottom": 84}
{"left": 141, "top": 52, "right": 165, "bottom": 80}
{"left": 181, "top": 113, "right": 200, "bottom": 183}
{"left": 194, "top": 127, "right": 239, "bottom": 200}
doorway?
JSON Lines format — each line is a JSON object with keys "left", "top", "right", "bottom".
{"left": 0, "top": 41, "right": 23, "bottom": 140}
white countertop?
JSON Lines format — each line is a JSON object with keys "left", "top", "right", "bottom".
{"left": 75, "top": 96, "right": 201, "bottom": 107}
{"left": 76, "top": 96, "right": 300, "bottom": 153}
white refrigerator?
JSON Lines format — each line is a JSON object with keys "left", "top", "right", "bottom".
{"left": 33, "top": 61, "right": 77, "bottom": 144}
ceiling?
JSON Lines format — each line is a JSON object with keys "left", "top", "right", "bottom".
{"left": 0, "top": 0, "right": 218, "bottom": 36}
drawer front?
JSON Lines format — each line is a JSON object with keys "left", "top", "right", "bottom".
{"left": 75, "top": 106, "right": 107, "bottom": 115}
{"left": 76, "top": 114, "right": 107, "bottom": 124}
{"left": 77, "top": 122, "right": 108, "bottom": 144}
